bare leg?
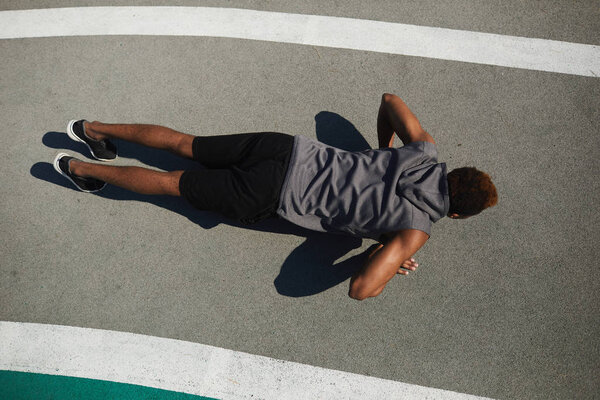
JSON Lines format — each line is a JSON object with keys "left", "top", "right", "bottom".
{"left": 84, "top": 121, "right": 195, "bottom": 159}
{"left": 70, "top": 159, "right": 183, "bottom": 195}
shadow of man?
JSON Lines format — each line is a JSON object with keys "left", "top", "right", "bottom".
{"left": 274, "top": 234, "right": 383, "bottom": 297}
{"left": 315, "top": 111, "right": 371, "bottom": 152}
{"left": 34, "top": 112, "right": 377, "bottom": 297}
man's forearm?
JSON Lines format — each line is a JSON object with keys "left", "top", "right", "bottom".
{"left": 379, "top": 93, "right": 430, "bottom": 146}
{"left": 349, "top": 242, "right": 407, "bottom": 300}
{"left": 349, "top": 230, "right": 427, "bottom": 300}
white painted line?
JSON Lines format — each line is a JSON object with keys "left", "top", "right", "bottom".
{"left": 0, "top": 6, "right": 598, "bottom": 77}
{"left": 0, "top": 321, "right": 491, "bottom": 400}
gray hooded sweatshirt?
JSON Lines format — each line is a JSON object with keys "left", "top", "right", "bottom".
{"left": 276, "top": 135, "right": 450, "bottom": 240}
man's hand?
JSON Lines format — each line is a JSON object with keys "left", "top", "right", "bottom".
{"left": 374, "top": 235, "right": 419, "bottom": 275}
{"left": 370, "top": 245, "right": 419, "bottom": 275}
{"left": 398, "top": 258, "right": 419, "bottom": 275}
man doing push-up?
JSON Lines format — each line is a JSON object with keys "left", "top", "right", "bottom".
{"left": 53, "top": 93, "right": 498, "bottom": 300}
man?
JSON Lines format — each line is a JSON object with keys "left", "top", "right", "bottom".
{"left": 53, "top": 93, "right": 497, "bottom": 300}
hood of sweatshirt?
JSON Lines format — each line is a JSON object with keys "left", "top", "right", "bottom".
{"left": 396, "top": 162, "right": 450, "bottom": 222}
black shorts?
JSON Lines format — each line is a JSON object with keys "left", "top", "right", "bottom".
{"left": 179, "top": 132, "right": 294, "bottom": 224}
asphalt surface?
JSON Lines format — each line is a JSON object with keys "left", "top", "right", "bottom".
{"left": 1, "top": 1, "right": 599, "bottom": 399}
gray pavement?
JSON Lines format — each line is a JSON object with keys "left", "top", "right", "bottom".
{"left": 1, "top": 2, "right": 599, "bottom": 399}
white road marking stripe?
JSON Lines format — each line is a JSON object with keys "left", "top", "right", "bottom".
{"left": 0, "top": 321, "right": 491, "bottom": 399}
{"left": 0, "top": 6, "right": 598, "bottom": 77}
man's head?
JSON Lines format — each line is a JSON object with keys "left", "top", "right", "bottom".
{"left": 447, "top": 167, "right": 498, "bottom": 219}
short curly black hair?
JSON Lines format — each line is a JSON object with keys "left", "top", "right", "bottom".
{"left": 447, "top": 167, "right": 498, "bottom": 216}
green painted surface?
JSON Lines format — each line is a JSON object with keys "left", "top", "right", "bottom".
{"left": 0, "top": 370, "right": 217, "bottom": 400}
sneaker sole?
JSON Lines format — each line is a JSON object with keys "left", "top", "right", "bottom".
{"left": 53, "top": 152, "right": 106, "bottom": 193}
{"left": 67, "top": 119, "right": 116, "bottom": 162}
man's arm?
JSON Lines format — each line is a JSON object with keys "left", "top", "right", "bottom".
{"left": 377, "top": 93, "right": 435, "bottom": 148}
{"left": 348, "top": 229, "right": 429, "bottom": 300}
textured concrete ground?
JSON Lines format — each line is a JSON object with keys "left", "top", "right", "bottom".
{"left": 1, "top": 1, "right": 599, "bottom": 399}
